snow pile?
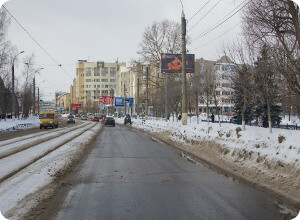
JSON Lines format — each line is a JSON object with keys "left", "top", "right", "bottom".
{"left": 116, "top": 117, "right": 299, "bottom": 165}
{"left": 0, "top": 116, "right": 40, "bottom": 131}
{"left": 116, "top": 117, "right": 300, "bottom": 207}
{"left": 0, "top": 123, "right": 102, "bottom": 219}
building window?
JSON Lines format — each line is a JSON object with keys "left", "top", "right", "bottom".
{"left": 110, "top": 73, "right": 116, "bottom": 77}
{"left": 110, "top": 79, "right": 116, "bottom": 82}
{"left": 215, "top": 65, "right": 220, "bottom": 71}
{"left": 102, "top": 79, "right": 108, "bottom": 82}
{"left": 102, "top": 67, "right": 108, "bottom": 73}
{"left": 110, "top": 67, "right": 116, "bottom": 73}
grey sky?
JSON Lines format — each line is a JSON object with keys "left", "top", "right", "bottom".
{"left": 2, "top": 0, "right": 245, "bottom": 101}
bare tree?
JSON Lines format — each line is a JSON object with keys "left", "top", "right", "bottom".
{"left": 201, "top": 65, "right": 214, "bottom": 125}
{"left": 243, "top": 0, "right": 300, "bottom": 98}
{"left": 138, "top": 19, "right": 182, "bottom": 63}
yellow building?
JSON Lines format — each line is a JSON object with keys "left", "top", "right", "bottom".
{"left": 75, "top": 60, "right": 125, "bottom": 113}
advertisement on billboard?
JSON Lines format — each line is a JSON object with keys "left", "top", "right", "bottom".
{"left": 99, "top": 96, "right": 113, "bottom": 105}
{"left": 115, "top": 97, "right": 134, "bottom": 107}
{"left": 71, "top": 104, "right": 81, "bottom": 110}
{"left": 57, "top": 106, "right": 65, "bottom": 111}
{"left": 161, "top": 53, "right": 195, "bottom": 73}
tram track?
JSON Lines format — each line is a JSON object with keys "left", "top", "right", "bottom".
{"left": 0, "top": 122, "right": 97, "bottom": 183}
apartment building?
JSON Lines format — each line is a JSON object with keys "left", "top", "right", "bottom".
{"left": 196, "top": 56, "right": 236, "bottom": 115}
{"left": 75, "top": 60, "right": 125, "bottom": 112}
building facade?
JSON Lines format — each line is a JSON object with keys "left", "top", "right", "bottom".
{"left": 75, "top": 60, "right": 125, "bottom": 113}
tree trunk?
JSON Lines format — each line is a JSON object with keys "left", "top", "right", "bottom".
{"left": 242, "top": 112, "right": 246, "bottom": 131}
{"left": 267, "top": 99, "right": 272, "bottom": 133}
{"left": 206, "top": 103, "right": 209, "bottom": 126}
{"left": 196, "top": 93, "right": 199, "bottom": 124}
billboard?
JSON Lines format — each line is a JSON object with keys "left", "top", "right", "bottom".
{"left": 161, "top": 53, "right": 195, "bottom": 73}
{"left": 57, "top": 106, "right": 65, "bottom": 111}
{"left": 71, "top": 104, "right": 81, "bottom": 110}
{"left": 99, "top": 96, "right": 113, "bottom": 105}
{"left": 115, "top": 97, "right": 134, "bottom": 107}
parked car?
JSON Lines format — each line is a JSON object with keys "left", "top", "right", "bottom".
{"left": 124, "top": 114, "right": 132, "bottom": 124}
{"left": 40, "top": 111, "right": 59, "bottom": 129}
{"left": 81, "top": 115, "right": 88, "bottom": 120}
{"left": 67, "top": 115, "right": 75, "bottom": 123}
{"left": 104, "top": 116, "right": 115, "bottom": 127}
{"left": 92, "top": 116, "right": 100, "bottom": 122}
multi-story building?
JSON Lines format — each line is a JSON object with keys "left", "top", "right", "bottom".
{"left": 75, "top": 60, "right": 125, "bottom": 112}
{"left": 195, "top": 56, "right": 237, "bottom": 115}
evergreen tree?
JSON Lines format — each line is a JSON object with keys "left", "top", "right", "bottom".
{"left": 254, "top": 44, "right": 281, "bottom": 133}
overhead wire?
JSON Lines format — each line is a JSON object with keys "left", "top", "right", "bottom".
{"left": 192, "top": 0, "right": 249, "bottom": 42}
{"left": 188, "top": 0, "right": 212, "bottom": 21}
{"left": 188, "top": 0, "right": 222, "bottom": 32}
{"left": 190, "top": 22, "right": 241, "bottom": 51}
{"left": 2, "top": 5, "right": 74, "bottom": 80}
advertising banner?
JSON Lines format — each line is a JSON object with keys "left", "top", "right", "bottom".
{"left": 71, "top": 104, "right": 81, "bottom": 110}
{"left": 115, "top": 97, "right": 134, "bottom": 107}
{"left": 161, "top": 53, "right": 195, "bottom": 73}
{"left": 57, "top": 106, "right": 65, "bottom": 111}
{"left": 99, "top": 96, "right": 113, "bottom": 105}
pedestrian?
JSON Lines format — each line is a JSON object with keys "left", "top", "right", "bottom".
{"left": 211, "top": 113, "right": 214, "bottom": 123}
{"left": 258, "top": 115, "right": 263, "bottom": 127}
{"left": 178, "top": 114, "right": 182, "bottom": 121}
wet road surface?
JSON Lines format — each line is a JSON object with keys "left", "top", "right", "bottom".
{"left": 43, "top": 124, "right": 286, "bottom": 219}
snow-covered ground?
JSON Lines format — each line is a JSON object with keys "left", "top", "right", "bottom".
{"left": 0, "top": 120, "right": 102, "bottom": 220}
{"left": 117, "top": 116, "right": 300, "bottom": 165}
{"left": 0, "top": 116, "right": 40, "bottom": 131}
{"left": 0, "top": 116, "right": 299, "bottom": 219}
{"left": 116, "top": 116, "right": 300, "bottom": 215}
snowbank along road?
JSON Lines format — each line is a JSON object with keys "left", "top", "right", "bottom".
{"left": 0, "top": 121, "right": 102, "bottom": 219}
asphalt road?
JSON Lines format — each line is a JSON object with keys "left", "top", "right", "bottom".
{"left": 41, "top": 124, "right": 286, "bottom": 220}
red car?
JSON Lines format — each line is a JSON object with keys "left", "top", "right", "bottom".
{"left": 92, "top": 116, "right": 100, "bottom": 122}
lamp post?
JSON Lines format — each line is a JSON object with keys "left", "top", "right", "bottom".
{"left": 11, "top": 51, "right": 25, "bottom": 119}
{"left": 37, "top": 80, "right": 45, "bottom": 115}
{"left": 32, "top": 68, "right": 44, "bottom": 115}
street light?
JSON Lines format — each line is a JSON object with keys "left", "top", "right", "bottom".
{"left": 11, "top": 51, "right": 25, "bottom": 119}
{"left": 37, "top": 80, "right": 45, "bottom": 115}
{"left": 32, "top": 68, "right": 44, "bottom": 115}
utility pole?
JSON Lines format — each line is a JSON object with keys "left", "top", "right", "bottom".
{"left": 11, "top": 51, "right": 24, "bottom": 119}
{"left": 145, "top": 66, "right": 149, "bottom": 120}
{"left": 69, "top": 95, "right": 71, "bottom": 114}
{"left": 33, "top": 76, "right": 35, "bottom": 115}
{"left": 12, "top": 62, "right": 15, "bottom": 118}
{"left": 165, "top": 72, "right": 168, "bottom": 121}
{"left": 181, "top": 11, "right": 187, "bottom": 125}
{"left": 124, "top": 83, "right": 126, "bottom": 117}
{"left": 137, "top": 75, "right": 140, "bottom": 119}
{"left": 111, "top": 88, "right": 114, "bottom": 115}
{"left": 38, "top": 87, "right": 39, "bottom": 115}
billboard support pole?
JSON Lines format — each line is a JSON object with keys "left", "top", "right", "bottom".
{"left": 181, "top": 11, "right": 187, "bottom": 125}
{"left": 124, "top": 84, "right": 126, "bottom": 117}
{"left": 145, "top": 66, "right": 149, "bottom": 120}
{"left": 137, "top": 76, "right": 140, "bottom": 119}
{"left": 165, "top": 72, "right": 168, "bottom": 122}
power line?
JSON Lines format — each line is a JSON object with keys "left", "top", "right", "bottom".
{"left": 189, "top": 0, "right": 222, "bottom": 32}
{"left": 2, "top": 5, "right": 73, "bottom": 80}
{"left": 179, "top": 0, "right": 184, "bottom": 12}
{"left": 190, "top": 22, "right": 241, "bottom": 51}
{"left": 188, "top": 0, "right": 212, "bottom": 21}
{"left": 192, "top": 0, "right": 249, "bottom": 42}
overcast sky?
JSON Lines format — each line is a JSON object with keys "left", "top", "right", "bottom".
{"left": 1, "top": 0, "right": 249, "bottom": 101}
